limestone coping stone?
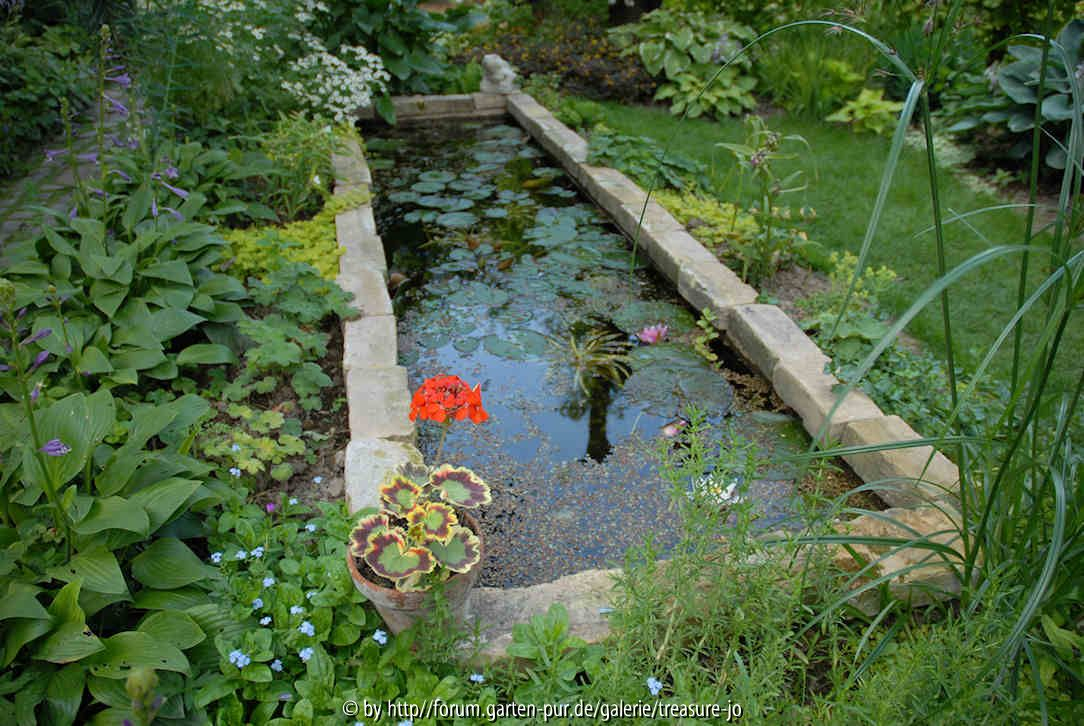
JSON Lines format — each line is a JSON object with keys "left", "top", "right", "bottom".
{"left": 677, "top": 261, "right": 758, "bottom": 321}
{"left": 841, "top": 415, "right": 960, "bottom": 508}
{"left": 771, "top": 358, "right": 884, "bottom": 444}
{"left": 342, "top": 316, "right": 397, "bottom": 371}
{"left": 832, "top": 505, "right": 964, "bottom": 614}
{"left": 726, "top": 304, "right": 829, "bottom": 379}
{"left": 336, "top": 207, "right": 387, "bottom": 277}
{"left": 332, "top": 136, "right": 371, "bottom": 188}
{"left": 345, "top": 366, "right": 415, "bottom": 442}
{"left": 336, "top": 266, "right": 392, "bottom": 317}
{"left": 345, "top": 438, "right": 424, "bottom": 513}
{"left": 468, "top": 568, "right": 618, "bottom": 663}
{"left": 354, "top": 93, "right": 508, "bottom": 121}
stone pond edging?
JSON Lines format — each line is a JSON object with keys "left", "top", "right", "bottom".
{"left": 334, "top": 87, "right": 965, "bottom": 657}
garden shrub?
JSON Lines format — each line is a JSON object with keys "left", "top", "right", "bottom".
{"left": 826, "top": 87, "right": 905, "bottom": 136}
{"left": 459, "top": 20, "right": 658, "bottom": 103}
{"left": 222, "top": 188, "right": 371, "bottom": 282}
{"left": 259, "top": 114, "right": 339, "bottom": 222}
{"left": 609, "top": 8, "right": 758, "bottom": 119}
{"left": 587, "top": 127, "right": 707, "bottom": 189}
{"left": 653, "top": 189, "right": 760, "bottom": 249}
{"left": 0, "top": 23, "right": 93, "bottom": 178}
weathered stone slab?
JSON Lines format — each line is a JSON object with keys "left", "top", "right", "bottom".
{"left": 832, "top": 505, "right": 964, "bottom": 614}
{"left": 342, "top": 316, "right": 398, "bottom": 371}
{"left": 332, "top": 137, "right": 371, "bottom": 188}
{"left": 841, "top": 415, "right": 960, "bottom": 507}
{"left": 772, "top": 359, "right": 883, "bottom": 443}
{"left": 505, "top": 92, "right": 550, "bottom": 121}
{"left": 356, "top": 94, "right": 507, "bottom": 121}
{"left": 677, "top": 261, "right": 758, "bottom": 322}
{"left": 472, "top": 93, "right": 507, "bottom": 112}
{"left": 726, "top": 304, "right": 828, "bottom": 378}
{"left": 336, "top": 208, "right": 386, "bottom": 275}
{"left": 344, "top": 438, "right": 424, "bottom": 513}
{"left": 469, "top": 568, "right": 617, "bottom": 661}
{"left": 345, "top": 366, "right": 414, "bottom": 441}
{"left": 336, "top": 266, "right": 392, "bottom": 317}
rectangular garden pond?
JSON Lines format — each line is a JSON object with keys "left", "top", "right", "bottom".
{"left": 361, "top": 118, "right": 863, "bottom": 588}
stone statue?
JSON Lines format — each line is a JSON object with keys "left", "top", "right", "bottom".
{"left": 480, "top": 54, "right": 518, "bottom": 94}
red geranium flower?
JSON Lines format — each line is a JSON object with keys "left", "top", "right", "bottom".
{"left": 409, "top": 375, "right": 488, "bottom": 424}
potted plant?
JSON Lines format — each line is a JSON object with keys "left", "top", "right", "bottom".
{"left": 346, "top": 374, "right": 490, "bottom": 633}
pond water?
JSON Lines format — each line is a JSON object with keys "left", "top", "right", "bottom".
{"left": 366, "top": 120, "right": 816, "bottom": 588}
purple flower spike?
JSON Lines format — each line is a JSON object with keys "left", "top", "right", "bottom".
{"left": 151, "top": 197, "right": 158, "bottom": 218}
{"left": 20, "top": 328, "right": 51, "bottom": 346}
{"left": 110, "top": 169, "right": 131, "bottom": 182}
{"left": 104, "top": 95, "right": 129, "bottom": 116}
{"left": 30, "top": 350, "right": 50, "bottom": 371}
{"left": 0, "top": 364, "right": 10, "bottom": 372}
{"left": 40, "top": 438, "right": 71, "bottom": 457}
{"left": 16, "top": 307, "right": 27, "bottom": 319}
{"left": 159, "top": 180, "right": 189, "bottom": 200}
{"left": 126, "top": 137, "right": 138, "bottom": 149}
{"left": 106, "top": 73, "right": 131, "bottom": 88}
{"left": 162, "top": 206, "right": 184, "bottom": 221}
{"left": 90, "top": 187, "right": 106, "bottom": 198}
{"left": 68, "top": 206, "right": 77, "bottom": 220}
{"left": 164, "top": 165, "right": 179, "bottom": 179}
{"left": 44, "top": 149, "right": 68, "bottom": 162}
{"left": 30, "top": 384, "right": 40, "bottom": 403}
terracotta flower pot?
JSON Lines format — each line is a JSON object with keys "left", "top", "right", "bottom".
{"left": 347, "top": 512, "right": 483, "bottom": 634}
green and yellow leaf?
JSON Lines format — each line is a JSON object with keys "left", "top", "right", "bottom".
{"left": 379, "top": 475, "right": 421, "bottom": 514}
{"left": 427, "top": 525, "right": 481, "bottom": 573}
{"left": 429, "top": 465, "right": 491, "bottom": 509}
{"left": 363, "top": 531, "right": 435, "bottom": 581}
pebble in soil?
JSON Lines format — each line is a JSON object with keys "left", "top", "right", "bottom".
{"left": 366, "top": 120, "right": 834, "bottom": 588}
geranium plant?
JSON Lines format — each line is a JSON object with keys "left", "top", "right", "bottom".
{"left": 408, "top": 373, "right": 489, "bottom": 459}
{"left": 349, "top": 463, "right": 491, "bottom": 591}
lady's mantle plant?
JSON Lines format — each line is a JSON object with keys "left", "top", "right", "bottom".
{"left": 350, "top": 463, "right": 491, "bottom": 592}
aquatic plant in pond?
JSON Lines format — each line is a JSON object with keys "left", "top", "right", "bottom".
{"left": 369, "top": 121, "right": 823, "bottom": 586}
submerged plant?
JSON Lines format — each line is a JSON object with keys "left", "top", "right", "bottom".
{"left": 349, "top": 464, "right": 490, "bottom": 591}
{"left": 547, "top": 328, "right": 632, "bottom": 395}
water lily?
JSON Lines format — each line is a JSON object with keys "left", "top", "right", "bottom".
{"left": 636, "top": 324, "right": 669, "bottom": 345}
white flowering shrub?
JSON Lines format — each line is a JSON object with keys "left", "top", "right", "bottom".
{"left": 162, "top": 0, "right": 389, "bottom": 122}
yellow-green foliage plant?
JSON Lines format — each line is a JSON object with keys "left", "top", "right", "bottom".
{"left": 653, "top": 188, "right": 759, "bottom": 250}
{"left": 222, "top": 188, "right": 371, "bottom": 281}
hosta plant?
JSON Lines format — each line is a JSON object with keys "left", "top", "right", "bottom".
{"left": 349, "top": 464, "right": 490, "bottom": 592}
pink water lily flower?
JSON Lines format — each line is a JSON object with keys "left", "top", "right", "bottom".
{"left": 636, "top": 324, "right": 669, "bottom": 345}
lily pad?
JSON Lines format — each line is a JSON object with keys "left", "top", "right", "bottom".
{"left": 418, "top": 170, "right": 455, "bottom": 183}
{"left": 483, "top": 208, "right": 509, "bottom": 219}
{"left": 388, "top": 191, "right": 419, "bottom": 204}
{"left": 482, "top": 334, "right": 527, "bottom": 361}
{"left": 612, "top": 301, "right": 697, "bottom": 336}
{"left": 453, "top": 337, "right": 481, "bottom": 354}
{"left": 436, "top": 211, "right": 478, "bottom": 228}
{"left": 411, "top": 181, "right": 446, "bottom": 194}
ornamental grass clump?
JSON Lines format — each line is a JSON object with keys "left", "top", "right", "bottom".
{"left": 349, "top": 463, "right": 491, "bottom": 592}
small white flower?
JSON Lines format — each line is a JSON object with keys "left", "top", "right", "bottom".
{"left": 260, "top": 616, "right": 272, "bottom": 626}
{"left": 469, "top": 672, "right": 485, "bottom": 683}
{"left": 229, "top": 467, "right": 242, "bottom": 477}
{"left": 210, "top": 552, "right": 223, "bottom": 564}
{"left": 305, "top": 523, "right": 317, "bottom": 533}
{"left": 312, "top": 475, "right": 323, "bottom": 484}
{"left": 270, "top": 658, "right": 283, "bottom": 672}
{"left": 290, "top": 605, "right": 305, "bottom": 615}
{"left": 262, "top": 576, "right": 275, "bottom": 588}
{"left": 311, "top": 175, "right": 321, "bottom": 186}
{"left": 289, "top": 497, "right": 299, "bottom": 505}
{"left": 372, "top": 629, "right": 387, "bottom": 645}
{"left": 306, "top": 590, "right": 317, "bottom": 600}
{"left": 250, "top": 546, "right": 264, "bottom": 559}
{"left": 252, "top": 597, "right": 263, "bottom": 609}
{"left": 298, "top": 647, "right": 314, "bottom": 662}
{"left": 235, "top": 550, "right": 247, "bottom": 560}
{"left": 298, "top": 621, "right": 315, "bottom": 637}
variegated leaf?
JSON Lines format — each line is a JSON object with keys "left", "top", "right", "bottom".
{"left": 429, "top": 465, "right": 491, "bottom": 508}
{"left": 379, "top": 474, "right": 421, "bottom": 514}
{"left": 363, "top": 531, "right": 435, "bottom": 581}
{"left": 427, "top": 525, "right": 481, "bottom": 573}
{"left": 349, "top": 513, "right": 389, "bottom": 556}
{"left": 407, "top": 502, "right": 457, "bottom": 543}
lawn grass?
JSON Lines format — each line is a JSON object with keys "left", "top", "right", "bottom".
{"left": 587, "top": 100, "right": 1082, "bottom": 395}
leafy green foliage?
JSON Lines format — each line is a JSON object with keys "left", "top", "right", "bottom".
{"left": 944, "top": 19, "right": 1084, "bottom": 169}
{"left": 0, "top": 24, "right": 93, "bottom": 178}
{"left": 609, "top": 8, "right": 758, "bottom": 119}
{"left": 826, "top": 88, "right": 906, "bottom": 136}
{"left": 259, "top": 114, "right": 338, "bottom": 222}
{"left": 587, "top": 127, "right": 707, "bottom": 190}
{"left": 222, "top": 188, "right": 369, "bottom": 282}
{"left": 754, "top": 28, "right": 868, "bottom": 119}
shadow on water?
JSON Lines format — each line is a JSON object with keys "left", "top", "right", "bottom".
{"left": 364, "top": 119, "right": 815, "bottom": 587}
